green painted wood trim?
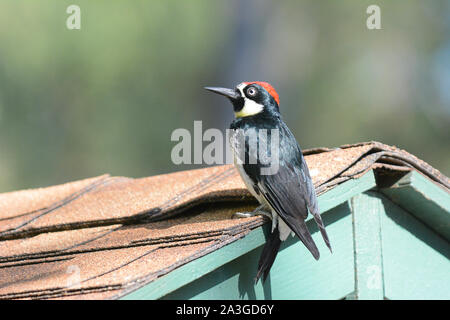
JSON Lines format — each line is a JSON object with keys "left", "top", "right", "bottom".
{"left": 267, "top": 202, "right": 356, "bottom": 300}
{"left": 380, "top": 171, "right": 450, "bottom": 240}
{"left": 317, "top": 171, "right": 376, "bottom": 214}
{"left": 121, "top": 171, "right": 377, "bottom": 300}
{"left": 161, "top": 235, "right": 273, "bottom": 300}
{"left": 350, "top": 192, "right": 385, "bottom": 300}
{"left": 377, "top": 193, "right": 450, "bottom": 300}
{"left": 122, "top": 226, "right": 267, "bottom": 300}
{"left": 163, "top": 202, "right": 355, "bottom": 300}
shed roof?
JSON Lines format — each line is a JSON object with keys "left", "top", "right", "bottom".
{"left": 0, "top": 141, "right": 448, "bottom": 299}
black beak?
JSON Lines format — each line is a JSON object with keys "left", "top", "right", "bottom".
{"left": 204, "top": 86, "right": 240, "bottom": 101}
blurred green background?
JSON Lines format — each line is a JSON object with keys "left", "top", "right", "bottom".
{"left": 0, "top": 0, "right": 449, "bottom": 193}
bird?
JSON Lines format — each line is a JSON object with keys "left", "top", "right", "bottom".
{"left": 205, "top": 81, "right": 332, "bottom": 284}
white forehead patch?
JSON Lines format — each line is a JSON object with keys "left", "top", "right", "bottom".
{"left": 237, "top": 83, "right": 247, "bottom": 92}
{"left": 235, "top": 83, "right": 264, "bottom": 118}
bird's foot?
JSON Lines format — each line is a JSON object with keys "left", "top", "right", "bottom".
{"left": 232, "top": 204, "right": 272, "bottom": 219}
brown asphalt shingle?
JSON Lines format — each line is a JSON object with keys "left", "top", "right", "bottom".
{"left": 0, "top": 141, "right": 448, "bottom": 299}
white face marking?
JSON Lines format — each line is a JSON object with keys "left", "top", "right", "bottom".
{"left": 235, "top": 83, "right": 264, "bottom": 118}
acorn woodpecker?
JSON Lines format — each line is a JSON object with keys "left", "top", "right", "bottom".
{"left": 205, "top": 81, "right": 332, "bottom": 283}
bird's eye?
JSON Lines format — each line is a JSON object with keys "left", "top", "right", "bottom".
{"left": 247, "top": 87, "right": 257, "bottom": 96}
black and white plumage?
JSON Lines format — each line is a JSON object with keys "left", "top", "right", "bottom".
{"left": 205, "top": 81, "right": 332, "bottom": 283}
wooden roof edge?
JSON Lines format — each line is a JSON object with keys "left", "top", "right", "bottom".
{"left": 379, "top": 170, "right": 450, "bottom": 241}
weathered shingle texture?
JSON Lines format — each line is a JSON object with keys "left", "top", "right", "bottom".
{"left": 0, "top": 141, "right": 448, "bottom": 299}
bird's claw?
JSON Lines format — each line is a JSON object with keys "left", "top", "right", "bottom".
{"left": 232, "top": 212, "right": 256, "bottom": 219}
{"left": 232, "top": 205, "right": 272, "bottom": 220}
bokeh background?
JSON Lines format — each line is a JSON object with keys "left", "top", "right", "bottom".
{"left": 0, "top": 0, "right": 449, "bottom": 193}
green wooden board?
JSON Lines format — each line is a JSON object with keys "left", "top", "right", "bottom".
{"left": 265, "top": 202, "right": 354, "bottom": 300}
{"left": 380, "top": 171, "right": 450, "bottom": 240}
{"left": 350, "top": 192, "right": 385, "bottom": 299}
{"left": 162, "top": 238, "right": 271, "bottom": 300}
{"left": 378, "top": 194, "right": 450, "bottom": 300}
{"left": 165, "top": 203, "right": 354, "bottom": 300}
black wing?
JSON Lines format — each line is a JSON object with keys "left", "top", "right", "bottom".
{"left": 242, "top": 121, "right": 331, "bottom": 260}
{"left": 259, "top": 161, "right": 320, "bottom": 259}
{"left": 300, "top": 152, "right": 332, "bottom": 252}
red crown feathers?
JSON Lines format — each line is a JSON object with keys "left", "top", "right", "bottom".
{"left": 244, "top": 81, "right": 280, "bottom": 106}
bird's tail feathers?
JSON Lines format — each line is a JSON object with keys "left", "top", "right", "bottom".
{"left": 286, "top": 216, "right": 320, "bottom": 260}
{"left": 312, "top": 211, "right": 332, "bottom": 253}
{"left": 255, "top": 228, "right": 282, "bottom": 284}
